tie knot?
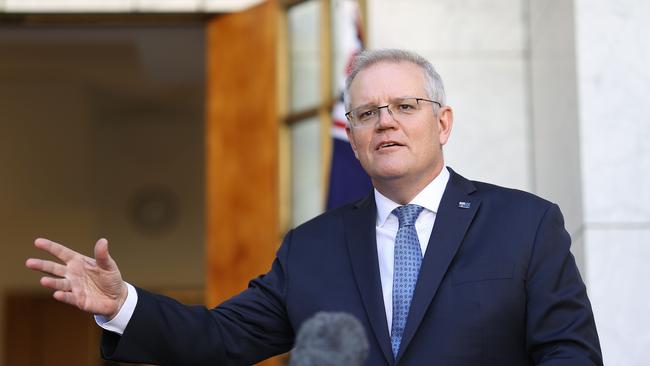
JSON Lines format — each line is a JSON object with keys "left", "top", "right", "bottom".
{"left": 393, "top": 204, "right": 424, "bottom": 228}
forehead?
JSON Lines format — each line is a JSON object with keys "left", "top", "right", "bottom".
{"left": 348, "top": 61, "right": 427, "bottom": 105}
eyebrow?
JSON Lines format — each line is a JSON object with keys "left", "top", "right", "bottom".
{"left": 353, "top": 102, "right": 377, "bottom": 110}
{"left": 352, "top": 97, "right": 420, "bottom": 109}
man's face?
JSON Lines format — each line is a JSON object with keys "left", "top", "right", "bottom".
{"left": 345, "top": 61, "right": 453, "bottom": 198}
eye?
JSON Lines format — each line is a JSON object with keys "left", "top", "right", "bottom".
{"left": 358, "top": 108, "right": 377, "bottom": 120}
{"left": 397, "top": 103, "right": 417, "bottom": 111}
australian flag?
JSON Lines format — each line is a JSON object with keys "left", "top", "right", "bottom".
{"left": 326, "top": 0, "right": 372, "bottom": 210}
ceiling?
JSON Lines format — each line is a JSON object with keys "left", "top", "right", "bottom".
{"left": 0, "top": 0, "right": 265, "bottom": 14}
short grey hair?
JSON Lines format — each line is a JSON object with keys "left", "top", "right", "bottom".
{"left": 343, "top": 49, "right": 446, "bottom": 112}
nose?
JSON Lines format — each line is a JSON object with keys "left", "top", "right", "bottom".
{"left": 375, "top": 105, "right": 398, "bottom": 129}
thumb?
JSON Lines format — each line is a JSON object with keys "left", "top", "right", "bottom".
{"left": 94, "top": 238, "right": 116, "bottom": 271}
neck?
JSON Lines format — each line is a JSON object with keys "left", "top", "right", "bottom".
{"left": 373, "top": 164, "right": 445, "bottom": 205}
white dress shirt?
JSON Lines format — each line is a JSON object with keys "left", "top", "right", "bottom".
{"left": 374, "top": 167, "right": 449, "bottom": 333}
{"left": 97, "top": 167, "right": 451, "bottom": 336}
{"left": 95, "top": 282, "right": 137, "bottom": 335}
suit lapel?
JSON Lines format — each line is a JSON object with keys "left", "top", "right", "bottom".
{"left": 396, "top": 169, "right": 481, "bottom": 361}
{"left": 344, "top": 195, "right": 394, "bottom": 365}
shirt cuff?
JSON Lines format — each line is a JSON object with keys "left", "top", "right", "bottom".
{"left": 94, "top": 282, "right": 138, "bottom": 335}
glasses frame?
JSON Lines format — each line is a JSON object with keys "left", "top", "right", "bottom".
{"left": 344, "top": 97, "right": 441, "bottom": 128}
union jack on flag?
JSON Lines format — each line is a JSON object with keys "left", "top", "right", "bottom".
{"left": 326, "top": 0, "right": 372, "bottom": 210}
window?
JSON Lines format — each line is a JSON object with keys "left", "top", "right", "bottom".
{"left": 280, "top": 0, "right": 365, "bottom": 231}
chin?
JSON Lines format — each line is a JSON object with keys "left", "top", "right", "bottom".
{"left": 371, "top": 168, "right": 408, "bottom": 181}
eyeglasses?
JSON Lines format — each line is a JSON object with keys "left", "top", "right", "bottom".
{"left": 345, "top": 97, "right": 441, "bottom": 128}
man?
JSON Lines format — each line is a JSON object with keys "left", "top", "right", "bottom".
{"left": 26, "top": 49, "right": 602, "bottom": 365}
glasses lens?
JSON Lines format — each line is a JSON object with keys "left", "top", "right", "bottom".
{"left": 357, "top": 107, "right": 378, "bottom": 123}
{"left": 349, "top": 106, "right": 377, "bottom": 127}
{"left": 392, "top": 98, "right": 420, "bottom": 116}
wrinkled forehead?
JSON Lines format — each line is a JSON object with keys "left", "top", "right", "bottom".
{"left": 348, "top": 61, "right": 428, "bottom": 106}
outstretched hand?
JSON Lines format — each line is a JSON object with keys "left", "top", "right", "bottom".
{"left": 26, "top": 238, "right": 128, "bottom": 319}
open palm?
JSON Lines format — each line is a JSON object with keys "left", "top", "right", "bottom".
{"left": 26, "top": 238, "right": 127, "bottom": 319}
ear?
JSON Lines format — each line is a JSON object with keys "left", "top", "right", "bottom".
{"left": 437, "top": 106, "right": 454, "bottom": 146}
{"left": 345, "top": 127, "right": 360, "bottom": 159}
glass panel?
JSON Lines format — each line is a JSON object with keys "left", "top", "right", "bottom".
{"left": 288, "top": 0, "right": 321, "bottom": 112}
{"left": 290, "top": 117, "right": 322, "bottom": 226}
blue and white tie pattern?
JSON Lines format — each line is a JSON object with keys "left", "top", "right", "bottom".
{"left": 391, "top": 204, "right": 425, "bottom": 358}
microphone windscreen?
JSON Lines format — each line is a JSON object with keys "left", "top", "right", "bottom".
{"left": 290, "top": 311, "right": 369, "bottom": 366}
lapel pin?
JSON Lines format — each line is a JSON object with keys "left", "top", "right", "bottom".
{"left": 458, "top": 201, "right": 471, "bottom": 209}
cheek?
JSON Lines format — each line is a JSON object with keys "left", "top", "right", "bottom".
{"left": 349, "top": 132, "right": 372, "bottom": 155}
{"left": 412, "top": 125, "right": 438, "bottom": 150}
{"left": 412, "top": 129, "right": 443, "bottom": 162}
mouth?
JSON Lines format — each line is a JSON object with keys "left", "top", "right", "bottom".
{"left": 376, "top": 141, "right": 404, "bottom": 151}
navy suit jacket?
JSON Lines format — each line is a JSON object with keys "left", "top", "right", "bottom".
{"left": 102, "top": 168, "right": 602, "bottom": 365}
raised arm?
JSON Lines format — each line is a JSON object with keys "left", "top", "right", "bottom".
{"left": 25, "top": 238, "right": 128, "bottom": 319}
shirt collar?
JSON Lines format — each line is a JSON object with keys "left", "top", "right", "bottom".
{"left": 375, "top": 166, "right": 450, "bottom": 226}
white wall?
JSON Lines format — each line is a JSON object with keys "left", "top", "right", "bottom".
{"left": 368, "top": 0, "right": 532, "bottom": 192}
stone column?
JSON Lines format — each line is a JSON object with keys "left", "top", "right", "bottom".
{"left": 574, "top": 0, "right": 650, "bottom": 364}
{"left": 531, "top": 0, "right": 650, "bottom": 364}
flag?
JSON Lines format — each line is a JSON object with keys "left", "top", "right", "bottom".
{"left": 326, "top": 0, "right": 372, "bottom": 210}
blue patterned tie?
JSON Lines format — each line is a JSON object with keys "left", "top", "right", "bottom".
{"left": 391, "top": 204, "right": 425, "bottom": 358}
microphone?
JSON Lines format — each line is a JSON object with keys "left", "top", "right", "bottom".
{"left": 290, "top": 311, "right": 369, "bottom": 366}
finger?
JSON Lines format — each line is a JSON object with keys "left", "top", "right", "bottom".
{"left": 25, "top": 258, "right": 45, "bottom": 271}
{"left": 40, "top": 276, "right": 70, "bottom": 292}
{"left": 34, "top": 238, "right": 77, "bottom": 263}
{"left": 53, "top": 290, "right": 78, "bottom": 308}
{"left": 25, "top": 258, "right": 67, "bottom": 277}
{"left": 94, "top": 238, "right": 115, "bottom": 271}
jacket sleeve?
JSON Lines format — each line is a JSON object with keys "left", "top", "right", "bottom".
{"left": 525, "top": 204, "right": 603, "bottom": 366}
{"left": 101, "top": 230, "right": 295, "bottom": 366}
